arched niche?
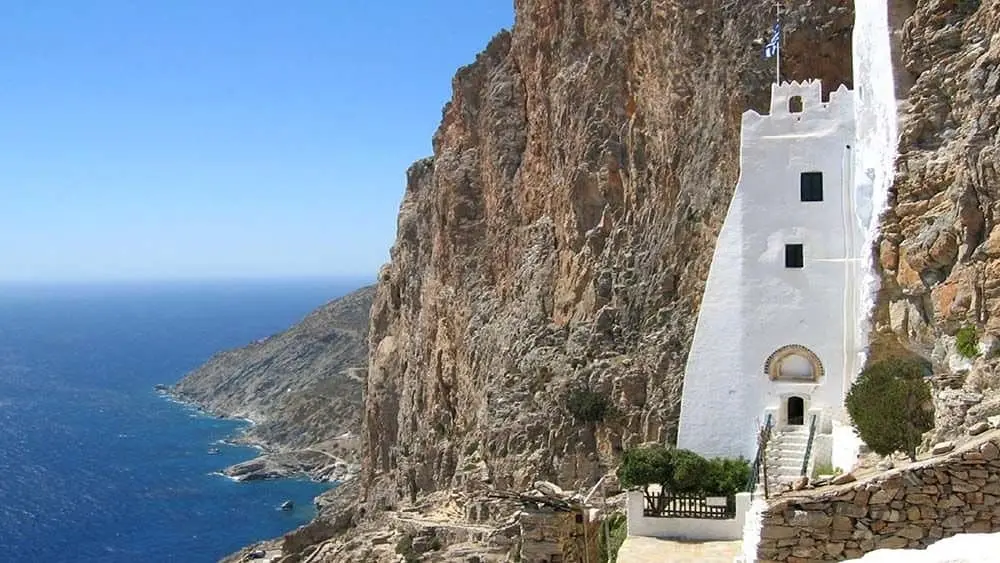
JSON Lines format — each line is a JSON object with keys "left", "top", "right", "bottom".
{"left": 764, "top": 345, "right": 824, "bottom": 382}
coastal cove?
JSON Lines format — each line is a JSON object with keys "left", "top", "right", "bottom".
{"left": 0, "top": 280, "right": 359, "bottom": 562}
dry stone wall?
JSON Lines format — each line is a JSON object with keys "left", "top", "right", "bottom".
{"left": 758, "top": 433, "right": 1000, "bottom": 562}
{"left": 518, "top": 509, "right": 599, "bottom": 563}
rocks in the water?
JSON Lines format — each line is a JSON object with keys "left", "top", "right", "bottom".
{"left": 222, "top": 449, "right": 356, "bottom": 483}
{"left": 208, "top": 447, "right": 221, "bottom": 455}
{"left": 280, "top": 500, "right": 293, "bottom": 511}
{"left": 153, "top": 383, "right": 169, "bottom": 392}
{"left": 932, "top": 441, "right": 956, "bottom": 455}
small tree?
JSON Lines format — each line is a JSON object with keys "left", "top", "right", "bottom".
{"left": 617, "top": 446, "right": 751, "bottom": 497}
{"left": 617, "top": 445, "right": 672, "bottom": 492}
{"left": 705, "top": 457, "right": 751, "bottom": 497}
{"left": 669, "top": 449, "right": 710, "bottom": 493}
{"left": 846, "top": 358, "right": 933, "bottom": 461}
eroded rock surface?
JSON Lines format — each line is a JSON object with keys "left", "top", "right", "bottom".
{"left": 873, "top": 0, "right": 1000, "bottom": 441}
{"left": 362, "top": 0, "right": 853, "bottom": 515}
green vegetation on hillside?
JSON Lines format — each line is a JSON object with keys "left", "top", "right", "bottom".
{"left": 566, "top": 389, "right": 612, "bottom": 423}
{"left": 956, "top": 325, "right": 980, "bottom": 359}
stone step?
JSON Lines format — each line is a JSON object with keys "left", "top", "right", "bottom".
{"left": 773, "top": 462, "right": 805, "bottom": 470}
{"left": 772, "top": 462, "right": 805, "bottom": 470}
{"left": 767, "top": 446, "right": 806, "bottom": 454}
{"left": 766, "top": 453, "right": 806, "bottom": 462}
{"left": 768, "top": 444, "right": 806, "bottom": 450}
{"left": 771, "top": 437, "right": 808, "bottom": 445}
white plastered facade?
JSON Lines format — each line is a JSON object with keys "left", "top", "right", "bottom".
{"left": 676, "top": 80, "right": 861, "bottom": 460}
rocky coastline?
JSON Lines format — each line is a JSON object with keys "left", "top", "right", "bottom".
{"left": 168, "top": 285, "right": 373, "bottom": 484}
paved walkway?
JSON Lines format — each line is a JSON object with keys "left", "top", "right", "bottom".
{"left": 617, "top": 536, "right": 742, "bottom": 563}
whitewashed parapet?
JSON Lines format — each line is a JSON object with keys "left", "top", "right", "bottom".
{"left": 626, "top": 491, "right": 752, "bottom": 541}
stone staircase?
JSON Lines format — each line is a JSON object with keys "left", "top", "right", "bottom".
{"left": 764, "top": 425, "right": 811, "bottom": 492}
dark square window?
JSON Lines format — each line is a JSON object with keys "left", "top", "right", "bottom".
{"left": 785, "top": 244, "right": 804, "bottom": 268}
{"left": 801, "top": 172, "right": 823, "bottom": 202}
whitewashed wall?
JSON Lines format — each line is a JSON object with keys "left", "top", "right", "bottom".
{"left": 850, "top": 0, "right": 900, "bottom": 400}
{"left": 677, "top": 81, "right": 859, "bottom": 459}
{"left": 625, "top": 491, "right": 752, "bottom": 541}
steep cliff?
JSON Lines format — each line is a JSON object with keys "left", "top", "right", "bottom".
{"left": 173, "top": 285, "right": 373, "bottom": 479}
{"left": 363, "top": 0, "right": 854, "bottom": 510}
{"left": 873, "top": 0, "right": 1000, "bottom": 441}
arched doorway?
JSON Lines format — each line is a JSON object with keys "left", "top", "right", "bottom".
{"left": 787, "top": 396, "right": 805, "bottom": 426}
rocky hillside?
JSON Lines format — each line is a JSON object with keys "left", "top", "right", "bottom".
{"left": 872, "top": 0, "right": 1000, "bottom": 443}
{"left": 362, "top": 0, "right": 853, "bottom": 511}
{"left": 173, "top": 285, "right": 373, "bottom": 480}
{"left": 231, "top": 0, "right": 1000, "bottom": 560}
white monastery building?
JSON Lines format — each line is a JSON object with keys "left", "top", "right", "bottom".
{"left": 676, "top": 79, "right": 865, "bottom": 482}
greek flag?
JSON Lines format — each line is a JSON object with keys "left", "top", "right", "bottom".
{"left": 763, "top": 22, "right": 780, "bottom": 58}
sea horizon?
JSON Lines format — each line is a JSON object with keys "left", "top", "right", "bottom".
{"left": 0, "top": 278, "right": 366, "bottom": 562}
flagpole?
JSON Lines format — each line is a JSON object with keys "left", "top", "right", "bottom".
{"left": 775, "top": 1, "right": 781, "bottom": 84}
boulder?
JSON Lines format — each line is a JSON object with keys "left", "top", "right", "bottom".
{"left": 969, "top": 421, "right": 990, "bottom": 436}
{"left": 832, "top": 472, "right": 857, "bottom": 485}
{"left": 932, "top": 441, "right": 956, "bottom": 455}
{"left": 532, "top": 481, "right": 567, "bottom": 499}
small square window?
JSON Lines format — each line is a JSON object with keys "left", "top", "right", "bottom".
{"left": 785, "top": 244, "right": 804, "bottom": 268}
{"left": 801, "top": 172, "right": 823, "bottom": 202}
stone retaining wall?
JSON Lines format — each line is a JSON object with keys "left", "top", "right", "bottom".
{"left": 758, "top": 434, "right": 1000, "bottom": 562}
{"left": 518, "top": 508, "right": 599, "bottom": 563}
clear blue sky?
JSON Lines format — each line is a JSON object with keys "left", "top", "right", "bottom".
{"left": 0, "top": 1, "right": 512, "bottom": 282}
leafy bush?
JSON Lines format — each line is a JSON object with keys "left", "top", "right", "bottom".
{"left": 567, "top": 389, "right": 611, "bottom": 423}
{"left": 617, "top": 445, "right": 672, "bottom": 490}
{"left": 956, "top": 325, "right": 980, "bottom": 359}
{"left": 669, "top": 449, "right": 710, "bottom": 492}
{"left": 704, "top": 457, "right": 751, "bottom": 497}
{"left": 846, "top": 358, "right": 933, "bottom": 461}
{"left": 616, "top": 445, "right": 750, "bottom": 496}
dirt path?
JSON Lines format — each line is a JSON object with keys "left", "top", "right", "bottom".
{"left": 616, "top": 536, "right": 742, "bottom": 563}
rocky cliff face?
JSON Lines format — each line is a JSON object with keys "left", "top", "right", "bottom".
{"left": 173, "top": 285, "right": 373, "bottom": 479}
{"left": 363, "top": 0, "right": 854, "bottom": 510}
{"left": 873, "top": 0, "right": 1000, "bottom": 441}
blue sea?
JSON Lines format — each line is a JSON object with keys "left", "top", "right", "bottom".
{"left": 0, "top": 279, "right": 368, "bottom": 562}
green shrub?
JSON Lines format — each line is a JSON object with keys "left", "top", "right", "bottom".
{"left": 811, "top": 462, "right": 843, "bottom": 479}
{"left": 669, "top": 449, "right": 710, "bottom": 493}
{"left": 567, "top": 389, "right": 611, "bottom": 423}
{"left": 846, "top": 358, "right": 933, "bottom": 461}
{"left": 617, "top": 445, "right": 673, "bottom": 490}
{"left": 956, "top": 326, "right": 980, "bottom": 359}
{"left": 395, "top": 534, "right": 419, "bottom": 563}
{"left": 617, "top": 445, "right": 750, "bottom": 496}
{"left": 704, "top": 457, "right": 751, "bottom": 497}
{"left": 598, "top": 513, "right": 627, "bottom": 563}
